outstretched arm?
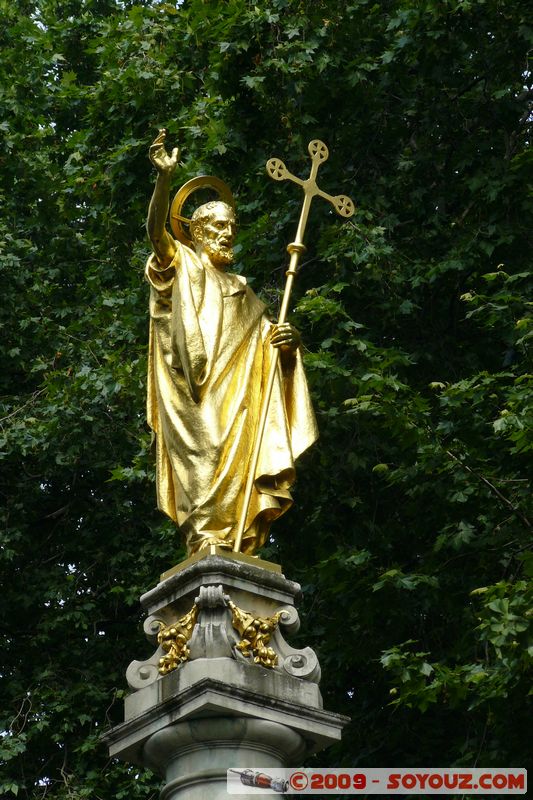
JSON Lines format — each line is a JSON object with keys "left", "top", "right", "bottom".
{"left": 147, "top": 129, "right": 180, "bottom": 268}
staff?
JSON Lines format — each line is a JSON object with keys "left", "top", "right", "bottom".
{"left": 233, "top": 140, "right": 355, "bottom": 553}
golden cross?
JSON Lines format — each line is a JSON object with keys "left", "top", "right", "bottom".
{"left": 266, "top": 139, "right": 355, "bottom": 251}
{"left": 234, "top": 140, "right": 355, "bottom": 553}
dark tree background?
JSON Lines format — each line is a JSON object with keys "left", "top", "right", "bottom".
{"left": 1, "top": 0, "right": 531, "bottom": 797}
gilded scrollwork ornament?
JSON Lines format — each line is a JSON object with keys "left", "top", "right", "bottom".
{"left": 157, "top": 604, "right": 199, "bottom": 675}
{"left": 228, "top": 599, "right": 281, "bottom": 668}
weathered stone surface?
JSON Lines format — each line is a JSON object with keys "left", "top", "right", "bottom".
{"left": 142, "top": 550, "right": 302, "bottom": 621}
{"left": 126, "top": 551, "right": 321, "bottom": 691}
{"left": 106, "top": 669, "right": 347, "bottom": 760}
{"left": 145, "top": 717, "right": 304, "bottom": 800}
{"left": 102, "top": 551, "right": 349, "bottom": 798}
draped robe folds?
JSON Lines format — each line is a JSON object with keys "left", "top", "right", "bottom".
{"left": 145, "top": 242, "right": 318, "bottom": 555}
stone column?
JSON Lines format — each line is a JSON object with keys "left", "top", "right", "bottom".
{"left": 102, "top": 547, "right": 348, "bottom": 798}
{"left": 144, "top": 718, "right": 304, "bottom": 800}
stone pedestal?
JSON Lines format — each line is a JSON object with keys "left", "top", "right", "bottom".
{"left": 102, "top": 547, "right": 348, "bottom": 798}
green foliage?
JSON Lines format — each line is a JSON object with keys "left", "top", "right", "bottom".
{"left": 1, "top": 0, "right": 531, "bottom": 795}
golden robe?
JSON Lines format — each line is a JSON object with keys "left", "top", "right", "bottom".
{"left": 146, "top": 242, "right": 317, "bottom": 555}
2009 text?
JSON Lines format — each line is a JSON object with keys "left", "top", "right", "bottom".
{"left": 227, "top": 767, "right": 527, "bottom": 794}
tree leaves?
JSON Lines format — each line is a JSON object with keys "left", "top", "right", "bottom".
{"left": 1, "top": 0, "right": 531, "bottom": 795}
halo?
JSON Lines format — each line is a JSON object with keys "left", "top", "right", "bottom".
{"left": 169, "top": 175, "right": 235, "bottom": 246}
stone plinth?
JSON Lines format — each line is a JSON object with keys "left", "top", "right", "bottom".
{"left": 102, "top": 548, "right": 348, "bottom": 798}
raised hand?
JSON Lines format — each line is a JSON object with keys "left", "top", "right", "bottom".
{"left": 149, "top": 129, "right": 180, "bottom": 176}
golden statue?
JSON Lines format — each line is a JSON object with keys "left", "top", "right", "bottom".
{"left": 145, "top": 130, "right": 318, "bottom": 556}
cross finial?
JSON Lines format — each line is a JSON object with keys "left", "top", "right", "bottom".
{"left": 266, "top": 139, "right": 355, "bottom": 247}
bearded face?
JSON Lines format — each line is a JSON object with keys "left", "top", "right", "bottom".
{"left": 202, "top": 235, "right": 234, "bottom": 267}
{"left": 192, "top": 202, "right": 236, "bottom": 269}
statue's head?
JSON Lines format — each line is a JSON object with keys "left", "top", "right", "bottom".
{"left": 190, "top": 200, "right": 236, "bottom": 269}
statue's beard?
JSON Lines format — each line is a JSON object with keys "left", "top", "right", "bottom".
{"left": 204, "top": 239, "right": 234, "bottom": 268}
